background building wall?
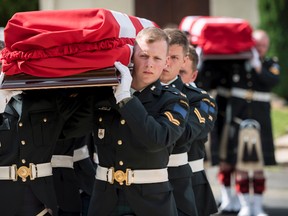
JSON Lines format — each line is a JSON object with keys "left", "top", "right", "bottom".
{"left": 210, "top": 0, "right": 259, "bottom": 28}
{"left": 39, "top": 0, "right": 259, "bottom": 28}
{"left": 1, "top": 0, "right": 260, "bottom": 41}
{"left": 39, "top": 0, "right": 134, "bottom": 14}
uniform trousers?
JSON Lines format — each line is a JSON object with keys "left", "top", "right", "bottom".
{"left": 15, "top": 186, "right": 51, "bottom": 216}
{"left": 109, "top": 188, "right": 136, "bottom": 216}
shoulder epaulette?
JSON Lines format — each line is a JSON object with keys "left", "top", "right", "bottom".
{"left": 162, "top": 85, "right": 186, "bottom": 98}
{"left": 183, "top": 83, "right": 203, "bottom": 93}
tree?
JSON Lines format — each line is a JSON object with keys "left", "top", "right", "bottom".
{"left": 258, "top": 0, "right": 288, "bottom": 100}
{"left": 0, "top": 0, "right": 39, "bottom": 27}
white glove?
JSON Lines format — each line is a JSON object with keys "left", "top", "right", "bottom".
{"left": 0, "top": 72, "right": 4, "bottom": 85}
{"left": 0, "top": 89, "right": 23, "bottom": 113}
{"left": 250, "top": 48, "right": 261, "bottom": 71}
{"left": 113, "top": 61, "right": 132, "bottom": 104}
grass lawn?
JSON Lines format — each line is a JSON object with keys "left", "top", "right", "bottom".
{"left": 271, "top": 106, "right": 288, "bottom": 139}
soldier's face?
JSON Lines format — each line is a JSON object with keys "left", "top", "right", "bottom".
{"left": 132, "top": 38, "right": 168, "bottom": 90}
{"left": 160, "top": 44, "right": 186, "bottom": 84}
{"left": 179, "top": 57, "right": 198, "bottom": 84}
{"left": 255, "top": 37, "right": 269, "bottom": 58}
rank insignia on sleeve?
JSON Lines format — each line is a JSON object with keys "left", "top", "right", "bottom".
{"left": 180, "top": 100, "right": 189, "bottom": 108}
{"left": 194, "top": 108, "right": 205, "bottom": 123}
{"left": 202, "top": 98, "right": 210, "bottom": 103}
{"left": 164, "top": 111, "right": 180, "bottom": 126}
{"left": 98, "top": 129, "right": 105, "bottom": 139}
{"left": 210, "top": 101, "right": 216, "bottom": 108}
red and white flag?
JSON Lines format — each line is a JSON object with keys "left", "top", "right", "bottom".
{"left": 179, "top": 16, "right": 255, "bottom": 55}
{"left": 0, "top": 8, "right": 157, "bottom": 77}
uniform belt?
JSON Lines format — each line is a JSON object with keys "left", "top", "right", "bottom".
{"left": 73, "top": 145, "right": 90, "bottom": 162}
{"left": 96, "top": 165, "right": 168, "bottom": 186}
{"left": 0, "top": 162, "right": 52, "bottom": 182}
{"left": 167, "top": 152, "right": 188, "bottom": 167}
{"left": 51, "top": 155, "right": 74, "bottom": 168}
{"left": 231, "top": 88, "right": 271, "bottom": 102}
{"left": 189, "top": 158, "right": 204, "bottom": 172}
{"left": 217, "top": 87, "right": 231, "bottom": 98}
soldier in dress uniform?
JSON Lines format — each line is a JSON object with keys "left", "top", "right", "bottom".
{"left": 198, "top": 59, "right": 244, "bottom": 214}
{"left": 51, "top": 133, "right": 96, "bottom": 216}
{"left": 197, "top": 59, "right": 233, "bottom": 166}
{"left": 179, "top": 45, "right": 219, "bottom": 216}
{"left": 159, "top": 28, "right": 199, "bottom": 216}
{"left": 160, "top": 29, "right": 218, "bottom": 216}
{"left": 73, "top": 133, "right": 97, "bottom": 216}
{"left": 87, "top": 27, "right": 190, "bottom": 216}
{"left": 0, "top": 71, "right": 94, "bottom": 215}
{"left": 218, "top": 29, "right": 280, "bottom": 216}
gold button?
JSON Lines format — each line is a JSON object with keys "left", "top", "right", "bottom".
{"left": 21, "top": 140, "right": 26, "bottom": 145}
{"left": 99, "top": 117, "right": 102, "bottom": 122}
{"left": 120, "top": 119, "right": 125, "bottom": 125}
{"left": 119, "top": 161, "right": 124, "bottom": 166}
{"left": 21, "top": 159, "right": 26, "bottom": 164}
{"left": 19, "top": 122, "right": 23, "bottom": 127}
{"left": 43, "top": 118, "right": 47, "bottom": 123}
{"left": 117, "top": 140, "right": 122, "bottom": 145}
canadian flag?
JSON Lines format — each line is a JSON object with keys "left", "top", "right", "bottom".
{"left": 0, "top": 8, "right": 157, "bottom": 77}
{"left": 179, "top": 16, "right": 255, "bottom": 55}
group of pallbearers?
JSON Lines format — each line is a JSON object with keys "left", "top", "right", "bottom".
{"left": 0, "top": 8, "right": 279, "bottom": 216}
{"left": 0, "top": 8, "right": 218, "bottom": 216}
{"left": 180, "top": 16, "right": 280, "bottom": 216}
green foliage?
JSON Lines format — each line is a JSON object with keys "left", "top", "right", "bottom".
{"left": 272, "top": 106, "right": 288, "bottom": 138}
{"left": 258, "top": 0, "right": 288, "bottom": 100}
{"left": 0, "top": 0, "right": 39, "bottom": 27}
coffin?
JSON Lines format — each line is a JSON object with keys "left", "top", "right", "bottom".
{"left": 179, "top": 16, "right": 255, "bottom": 57}
{"left": 0, "top": 8, "right": 156, "bottom": 90}
{"left": 0, "top": 67, "right": 120, "bottom": 90}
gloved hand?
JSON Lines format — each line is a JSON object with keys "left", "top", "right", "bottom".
{"left": 250, "top": 47, "right": 261, "bottom": 71}
{"left": 113, "top": 61, "right": 132, "bottom": 104}
{"left": 0, "top": 89, "right": 23, "bottom": 113}
{"left": 0, "top": 72, "right": 4, "bottom": 84}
